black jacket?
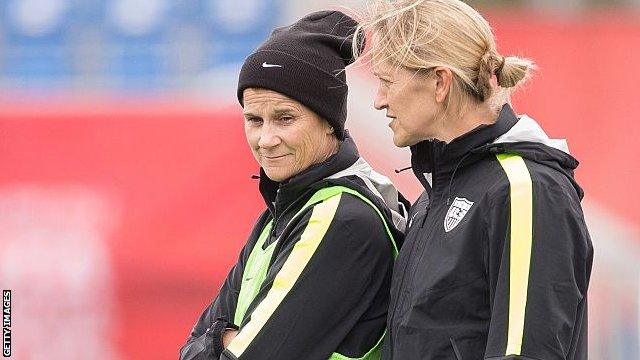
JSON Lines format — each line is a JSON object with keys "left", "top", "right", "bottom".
{"left": 180, "top": 134, "right": 407, "bottom": 360}
{"left": 383, "top": 105, "right": 593, "bottom": 360}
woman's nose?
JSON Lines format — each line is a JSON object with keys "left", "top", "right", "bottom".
{"left": 258, "top": 122, "right": 281, "bottom": 148}
{"left": 374, "top": 87, "right": 388, "bottom": 110}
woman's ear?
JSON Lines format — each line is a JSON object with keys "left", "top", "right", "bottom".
{"left": 433, "top": 67, "right": 453, "bottom": 104}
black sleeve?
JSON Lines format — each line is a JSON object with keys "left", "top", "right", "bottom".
{"left": 221, "top": 193, "right": 394, "bottom": 360}
{"left": 483, "top": 177, "right": 593, "bottom": 360}
{"left": 179, "top": 212, "right": 270, "bottom": 360}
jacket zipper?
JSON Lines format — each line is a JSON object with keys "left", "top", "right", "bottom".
{"left": 420, "top": 144, "right": 438, "bottom": 229}
{"left": 267, "top": 188, "right": 315, "bottom": 249}
{"left": 387, "top": 213, "right": 424, "bottom": 352}
{"left": 404, "top": 146, "right": 442, "bottom": 321}
{"left": 267, "top": 189, "right": 280, "bottom": 248}
{"left": 388, "top": 145, "right": 438, "bottom": 353}
{"left": 450, "top": 338, "right": 463, "bottom": 360}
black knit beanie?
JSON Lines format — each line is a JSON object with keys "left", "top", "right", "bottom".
{"left": 237, "top": 10, "right": 362, "bottom": 140}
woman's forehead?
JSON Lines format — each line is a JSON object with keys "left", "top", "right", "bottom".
{"left": 374, "top": 60, "right": 414, "bottom": 80}
{"left": 373, "top": 60, "right": 394, "bottom": 76}
{"left": 243, "top": 89, "right": 303, "bottom": 111}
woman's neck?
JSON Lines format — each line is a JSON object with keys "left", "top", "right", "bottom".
{"left": 437, "top": 102, "right": 499, "bottom": 144}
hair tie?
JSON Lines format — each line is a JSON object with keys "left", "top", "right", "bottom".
{"left": 495, "top": 56, "right": 506, "bottom": 75}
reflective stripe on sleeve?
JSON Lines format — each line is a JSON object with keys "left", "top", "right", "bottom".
{"left": 496, "top": 153, "right": 534, "bottom": 356}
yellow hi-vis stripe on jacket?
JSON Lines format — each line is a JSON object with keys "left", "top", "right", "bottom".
{"left": 496, "top": 153, "right": 534, "bottom": 356}
{"left": 227, "top": 194, "right": 342, "bottom": 357}
{"left": 228, "top": 186, "right": 397, "bottom": 360}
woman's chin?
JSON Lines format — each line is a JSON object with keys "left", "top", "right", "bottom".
{"left": 392, "top": 133, "right": 412, "bottom": 148}
{"left": 262, "top": 168, "right": 291, "bottom": 182}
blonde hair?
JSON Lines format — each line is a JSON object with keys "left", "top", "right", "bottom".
{"left": 353, "top": 0, "right": 535, "bottom": 106}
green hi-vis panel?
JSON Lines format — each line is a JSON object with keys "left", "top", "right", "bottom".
{"left": 229, "top": 186, "right": 398, "bottom": 359}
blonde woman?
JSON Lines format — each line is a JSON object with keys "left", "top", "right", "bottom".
{"left": 354, "top": 1, "right": 593, "bottom": 359}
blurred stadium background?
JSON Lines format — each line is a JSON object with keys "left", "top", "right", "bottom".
{"left": 0, "top": 0, "right": 639, "bottom": 358}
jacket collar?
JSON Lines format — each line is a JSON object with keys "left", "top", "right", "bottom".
{"left": 410, "top": 104, "right": 518, "bottom": 193}
{"left": 258, "top": 132, "right": 360, "bottom": 215}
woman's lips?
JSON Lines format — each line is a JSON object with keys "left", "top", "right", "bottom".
{"left": 263, "top": 154, "right": 289, "bottom": 160}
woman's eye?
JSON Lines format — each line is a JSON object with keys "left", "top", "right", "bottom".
{"left": 246, "top": 117, "right": 263, "bottom": 125}
{"left": 279, "top": 116, "right": 294, "bottom": 124}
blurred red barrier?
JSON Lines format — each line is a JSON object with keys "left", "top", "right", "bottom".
{"left": 0, "top": 101, "right": 262, "bottom": 359}
{"left": 490, "top": 10, "right": 640, "bottom": 225}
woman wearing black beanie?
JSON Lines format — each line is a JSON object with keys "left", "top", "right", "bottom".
{"left": 180, "top": 10, "right": 407, "bottom": 360}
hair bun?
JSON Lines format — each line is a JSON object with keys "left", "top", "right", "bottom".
{"left": 496, "top": 55, "right": 536, "bottom": 89}
{"left": 495, "top": 56, "right": 506, "bottom": 76}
